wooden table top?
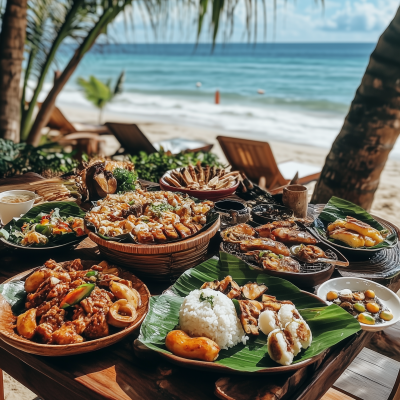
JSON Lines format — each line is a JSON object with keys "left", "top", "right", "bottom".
{"left": 0, "top": 173, "right": 394, "bottom": 400}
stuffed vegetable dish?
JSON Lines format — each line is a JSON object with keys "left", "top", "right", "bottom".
{"left": 165, "top": 275, "right": 312, "bottom": 366}
{"left": 16, "top": 259, "right": 141, "bottom": 344}
{"left": 86, "top": 190, "right": 214, "bottom": 243}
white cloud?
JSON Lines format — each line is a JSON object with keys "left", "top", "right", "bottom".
{"left": 318, "top": 0, "right": 398, "bottom": 32}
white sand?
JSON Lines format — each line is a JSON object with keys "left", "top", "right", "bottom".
{"left": 59, "top": 103, "right": 400, "bottom": 228}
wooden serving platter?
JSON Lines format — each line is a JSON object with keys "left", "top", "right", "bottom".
{"left": 0, "top": 260, "right": 150, "bottom": 356}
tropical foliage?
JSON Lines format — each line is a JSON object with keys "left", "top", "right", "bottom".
{"left": 77, "top": 72, "right": 124, "bottom": 123}
{"left": 0, "top": 138, "right": 78, "bottom": 178}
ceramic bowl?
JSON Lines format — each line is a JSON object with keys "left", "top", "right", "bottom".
{"left": 0, "top": 190, "right": 36, "bottom": 225}
{"left": 317, "top": 277, "right": 400, "bottom": 332}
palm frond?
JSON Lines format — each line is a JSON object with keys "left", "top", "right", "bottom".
{"left": 113, "top": 71, "right": 125, "bottom": 97}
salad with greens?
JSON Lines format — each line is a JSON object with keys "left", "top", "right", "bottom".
{"left": 0, "top": 202, "right": 86, "bottom": 248}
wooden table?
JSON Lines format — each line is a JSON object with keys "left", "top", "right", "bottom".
{"left": 0, "top": 173, "right": 397, "bottom": 400}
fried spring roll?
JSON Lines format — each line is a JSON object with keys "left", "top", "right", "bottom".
{"left": 174, "top": 222, "right": 192, "bottom": 238}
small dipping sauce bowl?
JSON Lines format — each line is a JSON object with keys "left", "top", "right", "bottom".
{"left": 0, "top": 190, "right": 36, "bottom": 225}
{"left": 215, "top": 200, "right": 250, "bottom": 227}
{"left": 251, "top": 203, "right": 294, "bottom": 224}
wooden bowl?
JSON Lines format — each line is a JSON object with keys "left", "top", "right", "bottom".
{"left": 88, "top": 217, "right": 220, "bottom": 282}
{"left": 0, "top": 261, "right": 150, "bottom": 356}
{"left": 159, "top": 172, "right": 239, "bottom": 201}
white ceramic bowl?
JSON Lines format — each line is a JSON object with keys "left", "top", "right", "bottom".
{"left": 317, "top": 277, "right": 400, "bottom": 332}
{"left": 0, "top": 190, "right": 36, "bottom": 225}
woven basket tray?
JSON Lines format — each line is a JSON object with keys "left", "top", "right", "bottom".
{"left": 88, "top": 217, "right": 220, "bottom": 282}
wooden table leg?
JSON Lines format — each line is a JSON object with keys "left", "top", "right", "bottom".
{"left": 0, "top": 368, "right": 4, "bottom": 400}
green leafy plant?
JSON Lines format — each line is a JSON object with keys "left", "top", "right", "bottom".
{"left": 113, "top": 167, "right": 138, "bottom": 193}
{"left": 77, "top": 71, "right": 124, "bottom": 123}
{"left": 0, "top": 138, "right": 78, "bottom": 178}
{"left": 128, "top": 150, "right": 224, "bottom": 183}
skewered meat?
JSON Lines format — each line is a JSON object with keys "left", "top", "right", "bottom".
{"left": 239, "top": 238, "right": 290, "bottom": 256}
{"left": 272, "top": 228, "right": 317, "bottom": 245}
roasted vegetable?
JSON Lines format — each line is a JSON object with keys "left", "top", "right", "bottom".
{"left": 17, "top": 309, "right": 37, "bottom": 339}
{"left": 60, "top": 283, "right": 95, "bottom": 309}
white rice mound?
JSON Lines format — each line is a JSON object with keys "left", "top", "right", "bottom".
{"left": 179, "top": 288, "right": 248, "bottom": 350}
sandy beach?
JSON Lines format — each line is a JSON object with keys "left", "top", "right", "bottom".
{"left": 61, "top": 103, "right": 400, "bottom": 227}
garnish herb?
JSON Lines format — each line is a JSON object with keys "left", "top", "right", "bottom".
{"left": 200, "top": 292, "right": 215, "bottom": 308}
{"left": 150, "top": 203, "right": 175, "bottom": 217}
{"left": 113, "top": 168, "right": 138, "bottom": 193}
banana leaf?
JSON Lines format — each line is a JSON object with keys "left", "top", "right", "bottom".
{"left": 0, "top": 281, "right": 26, "bottom": 314}
{"left": 139, "top": 253, "right": 361, "bottom": 372}
{"left": 313, "top": 196, "right": 398, "bottom": 249}
{"left": 0, "top": 201, "right": 86, "bottom": 248}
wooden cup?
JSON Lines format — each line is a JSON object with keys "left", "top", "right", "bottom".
{"left": 282, "top": 184, "right": 308, "bottom": 218}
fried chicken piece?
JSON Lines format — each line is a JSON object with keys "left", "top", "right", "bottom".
{"left": 36, "top": 298, "right": 59, "bottom": 317}
{"left": 84, "top": 312, "right": 109, "bottom": 339}
{"left": 80, "top": 288, "right": 113, "bottom": 315}
{"left": 68, "top": 270, "right": 89, "bottom": 281}
{"left": 44, "top": 259, "right": 61, "bottom": 269}
{"left": 218, "top": 276, "right": 241, "bottom": 299}
{"left": 36, "top": 306, "right": 66, "bottom": 343}
{"left": 272, "top": 228, "right": 317, "bottom": 245}
{"left": 46, "top": 282, "right": 69, "bottom": 301}
{"left": 52, "top": 322, "right": 84, "bottom": 344}
{"left": 25, "top": 277, "right": 61, "bottom": 309}
{"left": 63, "top": 259, "right": 84, "bottom": 272}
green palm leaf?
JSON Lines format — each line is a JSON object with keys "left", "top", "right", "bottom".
{"left": 139, "top": 253, "right": 361, "bottom": 372}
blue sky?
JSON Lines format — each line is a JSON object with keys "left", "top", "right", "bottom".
{"left": 112, "top": 0, "right": 399, "bottom": 43}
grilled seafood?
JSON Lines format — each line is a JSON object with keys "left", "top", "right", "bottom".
{"left": 239, "top": 238, "right": 290, "bottom": 256}
{"left": 163, "top": 162, "right": 240, "bottom": 191}
{"left": 255, "top": 221, "right": 296, "bottom": 239}
{"left": 221, "top": 223, "right": 256, "bottom": 243}
{"left": 272, "top": 228, "right": 317, "bottom": 245}
{"left": 200, "top": 276, "right": 267, "bottom": 301}
{"left": 327, "top": 216, "right": 385, "bottom": 248}
{"left": 297, "top": 245, "right": 326, "bottom": 263}
{"left": 16, "top": 259, "right": 140, "bottom": 345}
{"left": 85, "top": 190, "right": 213, "bottom": 243}
{"left": 246, "top": 250, "right": 300, "bottom": 273}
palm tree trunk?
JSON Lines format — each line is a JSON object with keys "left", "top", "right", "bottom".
{"left": 311, "top": 7, "right": 400, "bottom": 210}
{"left": 0, "top": 0, "right": 28, "bottom": 142}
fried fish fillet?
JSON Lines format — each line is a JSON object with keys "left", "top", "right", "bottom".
{"left": 255, "top": 221, "right": 295, "bottom": 238}
{"left": 262, "top": 256, "right": 300, "bottom": 273}
{"left": 240, "top": 238, "right": 290, "bottom": 256}
{"left": 272, "top": 228, "right": 317, "bottom": 245}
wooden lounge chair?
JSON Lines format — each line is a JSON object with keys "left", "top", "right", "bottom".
{"left": 105, "top": 122, "right": 213, "bottom": 156}
{"left": 44, "top": 104, "right": 109, "bottom": 135}
{"left": 216, "top": 136, "right": 321, "bottom": 191}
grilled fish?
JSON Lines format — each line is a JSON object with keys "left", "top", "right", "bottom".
{"left": 272, "top": 228, "right": 317, "bottom": 245}
{"left": 239, "top": 238, "right": 290, "bottom": 256}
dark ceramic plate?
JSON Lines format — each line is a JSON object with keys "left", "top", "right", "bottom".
{"left": 251, "top": 203, "right": 294, "bottom": 224}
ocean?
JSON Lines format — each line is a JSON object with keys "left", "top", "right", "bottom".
{"left": 49, "top": 43, "right": 400, "bottom": 159}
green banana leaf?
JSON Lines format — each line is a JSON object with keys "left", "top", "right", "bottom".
{"left": 0, "top": 281, "right": 26, "bottom": 314}
{"left": 0, "top": 201, "right": 86, "bottom": 247}
{"left": 313, "top": 196, "right": 398, "bottom": 249}
{"left": 139, "top": 252, "right": 361, "bottom": 372}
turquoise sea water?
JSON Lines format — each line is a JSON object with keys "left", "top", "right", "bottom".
{"left": 46, "top": 43, "right": 399, "bottom": 157}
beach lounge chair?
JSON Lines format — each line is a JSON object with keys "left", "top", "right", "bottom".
{"left": 44, "top": 105, "right": 109, "bottom": 135}
{"left": 105, "top": 122, "right": 213, "bottom": 156}
{"left": 216, "top": 136, "right": 321, "bottom": 191}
